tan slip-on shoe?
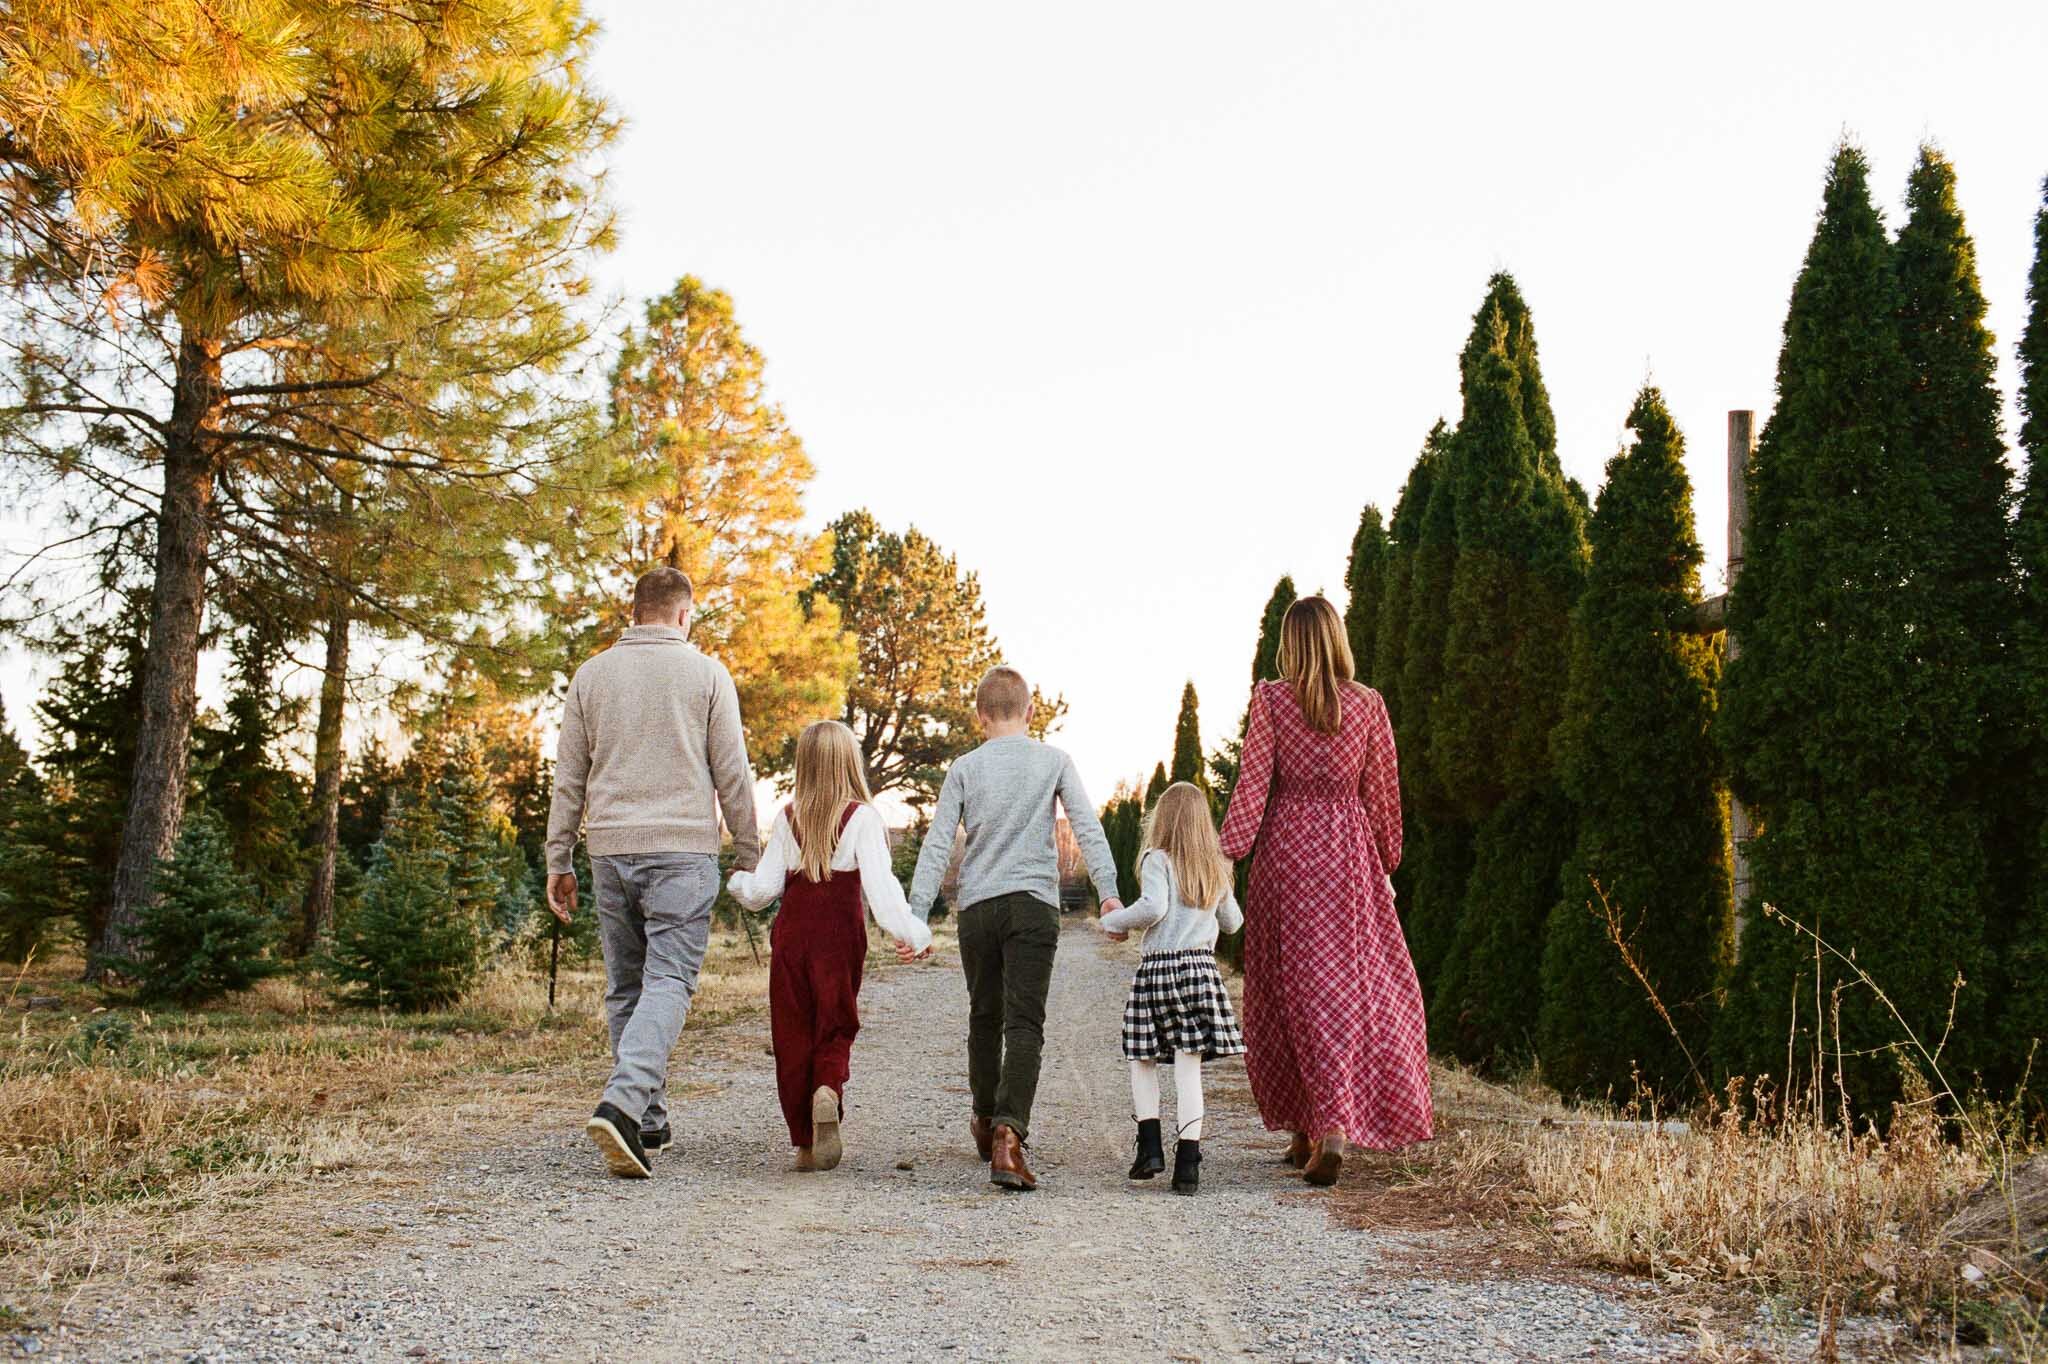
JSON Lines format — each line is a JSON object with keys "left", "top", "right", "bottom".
{"left": 811, "top": 1087, "right": 844, "bottom": 1171}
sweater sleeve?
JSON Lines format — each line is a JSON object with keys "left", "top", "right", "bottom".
{"left": 708, "top": 663, "right": 762, "bottom": 871}
{"left": 725, "top": 812, "right": 791, "bottom": 912}
{"left": 908, "top": 764, "right": 965, "bottom": 922}
{"left": 1056, "top": 751, "right": 1121, "bottom": 905}
{"left": 544, "top": 675, "right": 590, "bottom": 876}
{"left": 1215, "top": 886, "right": 1244, "bottom": 937}
{"left": 1219, "top": 684, "right": 1276, "bottom": 860}
{"left": 1099, "top": 851, "right": 1170, "bottom": 933}
{"left": 850, "top": 807, "right": 932, "bottom": 951}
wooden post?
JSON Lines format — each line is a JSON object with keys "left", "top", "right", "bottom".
{"left": 1725, "top": 410, "right": 1755, "bottom": 958}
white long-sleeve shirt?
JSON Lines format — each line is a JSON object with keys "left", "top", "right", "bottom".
{"left": 727, "top": 805, "right": 934, "bottom": 952}
{"left": 1098, "top": 849, "right": 1243, "bottom": 955}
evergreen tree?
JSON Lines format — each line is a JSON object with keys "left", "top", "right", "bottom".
{"left": 1145, "top": 763, "right": 1169, "bottom": 806}
{"left": 0, "top": 697, "right": 47, "bottom": 961}
{"left": 329, "top": 793, "right": 486, "bottom": 1011}
{"left": 1099, "top": 789, "right": 1146, "bottom": 904}
{"left": 0, "top": 0, "right": 618, "bottom": 972}
{"left": 1424, "top": 277, "right": 1588, "bottom": 1066}
{"left": 195, "top": 626, "right": 312, "bottom": 921}
{"left": 1714, "top": 145, "right": 1991, "bottom": 1109}
{"left": 2005, "top": 178, "right": 2048, "bottom": 1069}
{"left": 804, "top": 510, "right": 1001, "bottom": 808}
{"left": 129, "top": 809, "right": 276, "bottom": 1004}
{"left": 1537, "top": 389, "right": 1731, "bottom": 1100}
{"left": 1169, "top": 683, "right": 1206, "bottom": 787}
{"left": 1250, "top": 577, "right": 1297, "bottom": 691}
{"left": 1343, "top": 506, "right": 1389, "bottom": 685}
{"left": 1377, "top": 424, "right": 1451, "bottom": 733}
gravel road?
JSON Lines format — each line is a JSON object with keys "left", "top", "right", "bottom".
{"left": 45, "top": 920, "right": 1706, "bottom": 1363}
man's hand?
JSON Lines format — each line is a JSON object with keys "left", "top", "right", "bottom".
{"left": 546, "top": 872, "right": 578, "bottom": 924}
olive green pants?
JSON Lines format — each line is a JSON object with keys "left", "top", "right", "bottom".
{"left": 957, "top": 893, "right": 1061, "bottom": 1142}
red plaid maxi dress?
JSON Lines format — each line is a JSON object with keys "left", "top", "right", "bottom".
{"left": 1219, "top": 679, "right": 1433, "bottom": 1150}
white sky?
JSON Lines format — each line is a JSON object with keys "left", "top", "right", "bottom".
{"left": 3, "top": 0, "right": 2046, "bottom": 808}
{"left": 575, "top": 0, "right": 2048, "bottom": 799}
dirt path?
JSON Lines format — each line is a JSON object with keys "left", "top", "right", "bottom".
{"left": 49, "top": 921, "right": 1692, "bottom": 1363}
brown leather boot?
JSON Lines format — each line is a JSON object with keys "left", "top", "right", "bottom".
{"left": 969, "top": 1115, "right": 995, "bottom": 1162}
{"left": 988, "top": 1124, "right": 1036, "bottom": 1192}
{"left": 1303, "top": 1133, "right": 1346, "bottom": 1188}
{"left": 1284, "top": 1132, "right": 1312, "bottom": 1169}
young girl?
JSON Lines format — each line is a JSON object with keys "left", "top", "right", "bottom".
{"left": 728, "top": 720, "right": 932, "bottom": 1171}
{"left": 1098, "top": 781, "right": 1245, "bottom": 1194}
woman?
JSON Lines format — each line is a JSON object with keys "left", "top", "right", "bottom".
{"left": 1218, "top": 595, "right": 1432, "bottom": 1186}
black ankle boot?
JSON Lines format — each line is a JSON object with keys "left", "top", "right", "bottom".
{"left": 1128, "top": 1119, "right": 1165, "bottom": 1180}
{"left": 1171, "top": 1138, "right": 1201, "bottom": 1194}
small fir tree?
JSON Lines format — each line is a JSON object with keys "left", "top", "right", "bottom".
{"left": 130, "top": 810, "right": 277, "bottom": 1004}
{"left": 330, "top": 794, "right": 485, "bottom": 1011}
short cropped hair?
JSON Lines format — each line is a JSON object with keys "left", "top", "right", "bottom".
{"left": 632, "top": 566, "right": 694, "bottom": 623}
{"left": 975, "top": 666, "right": 1031, "bottom": 722}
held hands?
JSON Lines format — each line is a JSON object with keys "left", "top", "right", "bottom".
{"left": 546, "top": 872, "right": 577, "bottom": 924}
{"left": 894, "top": 937, "right": 935, "bottom": 964}
{"left": 1098, "top": 897, "right": 1127, "bottom": 942}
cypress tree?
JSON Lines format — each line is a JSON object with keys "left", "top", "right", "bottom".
{"left": 0, "top": 699, "right": 45, "bottom": 962}
{"left": 1344, "top": 506, "right": 1389, "bottom": 685}
{"left": 1169, "top": 683, "right": 1205, "bottom": 787}
{"left": 1714, "top": 145, "right": 1990, "bottom": 1110}
{"left": 2006, "top": 178, "right": 2048, "bottom": 1066}
{"left": 130, "top": 810, "right": 277, "bottom": 1004}
{"left": 1375, "top": 424, "right": 1450, "bottom": 735}
{"left": 1537, "top": 389, "right": 1731, "bottom": 1100}
{"left": 1251, "top": 577, "right": 1297, "bottom": 689}
{"left": 1145, "top": 763, "right": 1169, "bottom": 807}
{"left": 1422, "top": 279, "right": 1587, "bottom": 1066}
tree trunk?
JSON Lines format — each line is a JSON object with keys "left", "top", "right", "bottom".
{"left": 97, "top": 334, "right": 222, "bottom": 977}
{"left": 296, "top": 598, "right": 351, "bottom": 954}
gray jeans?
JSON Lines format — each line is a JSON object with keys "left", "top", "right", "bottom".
{"left": 593, "top": 852, "right": 719, "bottom": 1130}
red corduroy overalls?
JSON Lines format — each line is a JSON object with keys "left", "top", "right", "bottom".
{"left": 769, "top": 802, "right": 869, "bottom": 1148}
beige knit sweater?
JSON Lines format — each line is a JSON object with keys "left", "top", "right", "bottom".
{"left": 544, "top": 625, "right": 761, "bottom": 874}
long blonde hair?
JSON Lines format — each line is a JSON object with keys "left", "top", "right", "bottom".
{"left": 1276, "top": 595, "right": 1354, "bottom": 734}
{"left": 791, "top": 720, "right": 872, "bottom": 882}
{"left": 1142, "top": 782, "right": 1231, "bottom": 912}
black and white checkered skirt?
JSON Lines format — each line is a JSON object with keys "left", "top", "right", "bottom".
{"left": 1120, "top": 949, "right": 1246, "bottom": 1062}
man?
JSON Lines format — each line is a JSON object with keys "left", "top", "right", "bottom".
{"left": 546, "top": 566, "right": 761, "bottom": 1178}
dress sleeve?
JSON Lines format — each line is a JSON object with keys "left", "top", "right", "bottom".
{"left": 1359, "top": 689, "right": 1403, "bottom": 873}
{"left": 1219, "top": 685, "right": 1276, "bottom": 861}
{"left": 726, "top": 812, "right": 791, "bottom": 911}
{"left": 1099, "top": 851, "right": 1170, "bottom": 933}
{"left": 851, "top": 807, "right": 932, "bottom": 951}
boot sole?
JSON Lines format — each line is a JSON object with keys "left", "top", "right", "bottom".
{"left": 811, "top": 1088, "right": 843, "bottom": 1171}
{"left": 1172, "top": 1180, "right": 1199, "bottom": 1195}
{"left": 585, "top": 1115, "right": 651, "bottom": 1179}
{"left": 989, "top": 1169, "right": 1036, "bottom": 1192}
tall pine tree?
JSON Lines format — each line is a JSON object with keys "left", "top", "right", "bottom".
{"left": 1425, "top": 277, "right": 1587, "bottom": 1067}
{"left": 1170, "top": 683, "right": 1206, "bottom": 787}
{"left": 2005, "top": 177, "right": 2048, "bottom": 1071}
{"left": 1537, "top": 389, "right": 1731, "bottom": 1100}
{"left": 1714, "top": 145, "right": 1991, "bottom": 1110}
{"left": 1344, "top": 507, "right": 1389, "bottom": 685}
{"left": 0, "top": 697, "right": 45, "bottom": 961}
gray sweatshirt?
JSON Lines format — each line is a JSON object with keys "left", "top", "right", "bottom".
{"left": 909, "top": 734, "right": 1119, "bottom": 920}
{"left": 545, "top": 625, "right": 761, "bottom": 874}
{"left": 1099, "top": 849, "right": 1243, "bottom": 955}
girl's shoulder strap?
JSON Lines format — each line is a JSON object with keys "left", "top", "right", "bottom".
{"left": 781, "top": 803, "right": 801, "bottom": 848}
{"left": 837, "top": 801, "right": 862, "bottom": 834}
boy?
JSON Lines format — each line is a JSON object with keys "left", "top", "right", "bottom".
{"left": 909, "top": 666, "right": 1122, "bottom": 1190}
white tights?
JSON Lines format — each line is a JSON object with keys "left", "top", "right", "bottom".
{"left": 1129, "top": 1051, "right": 1205, "bottom": 1140}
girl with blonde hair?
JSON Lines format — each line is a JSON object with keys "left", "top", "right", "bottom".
{"left": 1099, "top": 781, "right": 1245, "bottom": 1194}
{"left": 729, "top": 720, "right": 932, "bottom": 1170}
{"left": 1219, "top": 595, "right": 1433, "bottom": 1187}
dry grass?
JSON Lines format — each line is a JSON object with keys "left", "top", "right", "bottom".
{"left": 0, "top": 930, "right": 776, "bottom": 1308}
{"left": 1330, "top": 1062, "right": 2046, "bottom": 1357}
